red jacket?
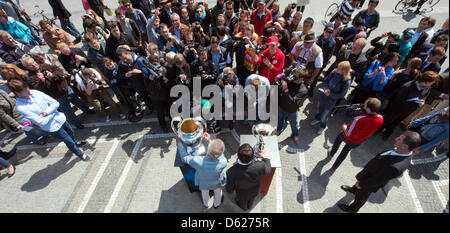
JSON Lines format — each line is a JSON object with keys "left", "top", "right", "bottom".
{"left": 256, "top": 47, "right": 285, "bottom": 84}
{"left": 342, "top": 114, "right": 384, "bottom": 144}
{"left": 250, "top": 9, "right": 272, "bottom": 37}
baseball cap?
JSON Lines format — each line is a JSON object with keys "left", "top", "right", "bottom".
{"left": 268, "top": 36, "right": 279, "bottom": 45}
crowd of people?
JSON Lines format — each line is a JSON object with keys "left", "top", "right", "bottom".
{"left": 0, "top": 0, "right": 449, "bottom": 212}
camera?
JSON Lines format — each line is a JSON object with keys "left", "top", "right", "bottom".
{"left": 291, "top": 2, "right": 297, "bottom": 10}
{"left": 232, "top": 36, "right": 245, "bottom": 42}
{"left": 193, "top": 22, "right": 202, "bottom": 32}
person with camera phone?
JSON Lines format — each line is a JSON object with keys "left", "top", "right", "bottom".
{"left": 275, "top": 66, "right": 308, "bottom": 144}
{"left": 182, "top": 30, "right": 199, "bottom": 64}
{"left": 192, "top": 21, "right": 211, "bottom": 48}
{"left": 75, "top": 67, "right": 126, "bottom": 122}
{"left": 232, "top": 23, "right": 259, "bottom": 86}
{"left": 157, "top": 24, "right": 184, "bottom": 54}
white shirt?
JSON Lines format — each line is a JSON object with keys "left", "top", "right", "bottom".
{"left": 75, "top": 68, "right": 102, "bottom": 92}
{"left": 290, "top": 43, "right": 323, "bottom": 69}
{"left": 15, "top": 90, "right": 66, "bottom": 132}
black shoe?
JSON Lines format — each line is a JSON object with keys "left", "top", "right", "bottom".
{"left": 209, "top": 190, "right": 214, "bottom": 198}
{"left": 414, "top": 9, "right": 420, "bottom": 14}
{"left": 87, "top": 109, "right": 96, "bottom": 114}
{"left": 76, "top": 140, "right": 87, "bottom": 147}
{"left": 340, "top": 185, "right": 356, "bottom": 194}
{"left": 2, "top": 147, "right": 17, "bottom": 160}
{"left": 76, "top": 124, "right": 85, "bottom": 129}
{"left": 337, "top": 203, "right": 355, "bottom": 213}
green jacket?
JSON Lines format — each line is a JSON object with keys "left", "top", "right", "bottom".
{"left": 0, "top": 89, "right": 23, "bottom": 129}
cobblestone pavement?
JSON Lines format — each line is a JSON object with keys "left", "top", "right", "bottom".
{"left": 0, "top": 0, "right": 448, "bottom": 213}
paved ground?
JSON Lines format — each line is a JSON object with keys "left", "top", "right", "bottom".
{"left": 0, "top": 0, "right": 448, "bottom": 213}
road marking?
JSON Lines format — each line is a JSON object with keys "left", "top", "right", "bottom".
{"left": 276, "top": 168, "right": 283, "bottom": 213}
{"left": 16, "top": 137, "right": 120, "bottom": 150}
{"left": 432, "top": 179, "right": 449, "bottom": 213}
{"left": 104, "top": 137, "right": 144, "bottom": 213}
{"left": 299, "top": 149, "right": 310, "bottom": 213}
{"left": 77, "top": 139, "right": 120, "bottom": 213}
{"left": 403, "top": 171, "right": 424, "bottom": 213}
{"left": 83, "top": 117, "right": 166, "bottom": 128}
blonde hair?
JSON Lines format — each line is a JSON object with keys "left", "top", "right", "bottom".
{"left": 335, "top": 61, "right": 351, "bottom": 81}
{"left": 1, "top": 64, "right": 28, "bottom": 81}
{"left": 86, "top": 9, "right": 105, "bottom": 25}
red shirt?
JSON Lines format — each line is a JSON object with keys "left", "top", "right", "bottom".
{"left": 342, "top": 114, "right": 384, "bottom": 144}
{"left": 250, "top": 9, "right": 272, "bottom": 37}
{"left": 256, "top": 47, "right": 285, "bottom": 84}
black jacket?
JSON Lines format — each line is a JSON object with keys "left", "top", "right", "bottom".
{"left": 317, "top": 34, "right": 337, "bottom": 65}
{"left": 48, "top": 0, "right": 71, "bottom": 19}
{"left": 356, "top": 150, "right": 412, "bottom": 193}
{"left": 86, "top": 0, "right": 105, "bottom": 18}
{"left": 131, "top": 0, "right": 154, "bottom": 18}
{"left": 57, "top": 48, "right": 90, "bottom": 75}
{"left": 328, "top": 49, "right": 368, "bottom": 82}
{"left": 354, "top": 9, "right": 380, "bottom": 32}
{"left": 106, "top": 33, "right": 142, "bottom": 62}
{"left": 0, "top": 40, "right": 34, "bottom": 67}
{"left": 190, "top": 59, "right": 218, "bottom": 89}
{"left": 226, "top": 158, "right": 271, "bottom": 200}
{"left": 278, "top": 81, "right": 308, "bottom": 113}
{"left": 404, "top": 27, "right": 430, "bottom": 62}
{"left": 419, "top": 53, "right": 441, "bottom": 73}
{"left": 413, "top": 43, "right": 447, "bottom": 65}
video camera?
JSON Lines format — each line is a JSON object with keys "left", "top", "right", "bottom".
{"left": 275, "top": 65, "right": 298, "bottom": 84}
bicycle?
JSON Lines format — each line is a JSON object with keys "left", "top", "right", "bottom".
{"left": 323, "top": 0, "right": 343, "bottom": 25}
{"left": 31, "top": 5, "right": 57, "bottom": 34}
{"left": 394, "top": 0, "right": 440, "bottom": 15}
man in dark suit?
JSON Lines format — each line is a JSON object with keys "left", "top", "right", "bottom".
{"left": 418, "top": 46, "right": 445, "bottom": 73}
{"left": 337, "top": 131, "right": 422, "bottom": 213}
{"left": 411, "top": 34, "right": 448, "bottom": 65}
{"left": 226, "top": 143, "right": 271, "bottom": 211}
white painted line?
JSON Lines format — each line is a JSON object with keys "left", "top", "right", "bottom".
{"left": 403, "top": 171, "right": 424, "bottom": 213}
{"left": 104, "top": 136, "right": 144, "bottom": 213}
{"left": 299, "top": 149, "right": 310, "bottom": 213}
{"left": 17, "top": 137, "right": 120, "bottom": 150}
{"left": 83, "top": 117, "right": 166, "bottom": 128}
{"left": 432, "top": 179, "right": 449, "bottom": 213}
{"left": 77, "top": 140, "right": 120, "bottom": 213}
{"left": 276, "top": 168, "right": 283, "bottom": 213}
{"left": 412, "top": 154, "right": 448, "bottom": 165}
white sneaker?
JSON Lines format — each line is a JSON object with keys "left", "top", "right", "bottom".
{"left": 317, "top": 127, "right": 325, "bottom": 135}
{"left": 105, "top": 115, "right": 111, "bottom": 122}
{"left": 119, "top": 114, "right": 127, "bottom": 120}
{"left": 310, "top": 120, "right": 320, "bottom": 126}
{"left": 81, "top": 154, "right": 91, "bottom": 161}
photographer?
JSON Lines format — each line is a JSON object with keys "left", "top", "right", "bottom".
{"left": 263, "top": 20, "right": 290, "bottom": 53}
{"left": 75, "top": 67, "right": 126, "bottom": 122}
{"left": 182, "top": 30, "right": 199, "bottom": 64}
{"left": 21, "top": 55, "right": 90, "bottom": 130}
{"left": 193, "top": 21, "right": 211, "bottom": 47}
{"left": 191, "top": 4, "right": 212, "bottom": 35}
{"left": 232, "top": 23, "right": 258, "bottom": 86}
{"left": 207, "top": 36, "right": 232, "bottom": 74}
{"left": 117, "top": 47, "right": 154, "bottom": 116}
{"left": 105, "top": 21, "right": 144, "bottom": 62}
{"left": 157, "top": 23, "right": 184, "bottom": 54}
{"left": 276, "top": 67, "right": 308, "bottom": 144}
{"left": 190, "top": 47, "right": 218, "bottom": 89}
{"left": 167, "top": 53, "right": 192, "bottom": 91}
{"left": 144, "top": 54, "right": 171, "bottom": 131}
{"left": 217, "top": 67, "right": 239, "bottom": 129}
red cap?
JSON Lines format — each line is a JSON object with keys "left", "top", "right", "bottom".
{"left": 268, "top": 36, "right": 279, "bottom": 45}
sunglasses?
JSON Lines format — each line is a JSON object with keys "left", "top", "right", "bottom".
{"left": 325, "top": 30, "right": 333, "bottom": 33}
{"left": 196, "top": 10, "right": 203, "bottom": 13}
{"left": 226, "top": 8, "right": 233, "bottom": 10}
{"left": 125, "top": 4, "right": 131, "bottom": 7}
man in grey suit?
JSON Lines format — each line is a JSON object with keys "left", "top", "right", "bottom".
{"left": 337, "top": 131, "right": 422, "bottom": 213}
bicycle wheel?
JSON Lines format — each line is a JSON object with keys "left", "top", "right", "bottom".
{"left": 324, "top": 3, "right": 339, "bottom": 23}
{"left": 421, "top": 0, "right": 440, "bottom": 13}
{"left": 394, "top": 0, "right": 413, "bottom": 13}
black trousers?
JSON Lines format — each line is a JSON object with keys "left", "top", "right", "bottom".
{"left": 347, "top": 185, "right": 373, "bottom": 212}
{"left": 236, "top": 197, "right": 256, "bottom": 211}
{"left": 153, "top": 100, "right": 170, "bottom": 128}
{"left": 330, "top": 133, "right": 360, "bottom": 170}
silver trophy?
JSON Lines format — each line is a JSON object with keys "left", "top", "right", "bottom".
{"left": 252, "top": 123, "right": 276, "bottom": 160}
{"left": 171, "top": 116, "right": 208, "bottom": 156}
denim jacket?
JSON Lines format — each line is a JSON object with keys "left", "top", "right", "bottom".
{"left": 410, "top": 109, "right": 449, "bottom": 152}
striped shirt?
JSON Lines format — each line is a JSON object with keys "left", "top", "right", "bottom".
{"left": 340, "top": 0, "right": 357, "bottom": 23}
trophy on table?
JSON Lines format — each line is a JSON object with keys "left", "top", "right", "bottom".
{"left": 251, "top": 123, "right": 276, "bottom": 160}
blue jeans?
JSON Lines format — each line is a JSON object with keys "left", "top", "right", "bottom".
{"left": 18, "top": 118, "right": 46, "bottom": 145}
{"left": 277, "top": 107, "right": 299, "bottom": 137}
{"left": 60, "top": 18, "right": 81, "bottom": 38}
{"left": 315, "top": 103, "right": 332, "bottom": 128}
{"left": 56, "top": 88, "right": 91, "bottom": 127}
{"left": 43, "top": 121, "right": 84, "bottom": 158}
{"left": 0, "top": 156, "right": 11, "bottom": 168}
